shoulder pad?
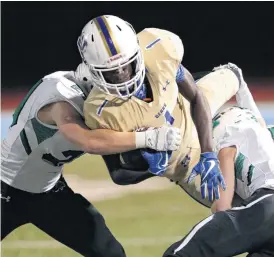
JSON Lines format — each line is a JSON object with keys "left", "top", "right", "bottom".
{"left": 56, "top": 77, "right": 86, "bottom": 116}
{"left": 138, "top": 28, "right": 184, "bottom": 62}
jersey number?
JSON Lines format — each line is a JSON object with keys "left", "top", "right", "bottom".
{"left": 42, "top": 150, "right": 84, "bottom": 167}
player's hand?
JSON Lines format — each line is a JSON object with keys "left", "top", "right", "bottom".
{"left": 141, "top": 149, "right": 172, "bottom": 176}
{"left": 144, "top": 126, "right": 181, "bottom": 151}
{"left": 187, "top": 152, "right": 226, "bottom": 202}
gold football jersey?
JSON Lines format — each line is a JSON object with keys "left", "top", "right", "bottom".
{"left": 85, "top": 28, "right": 194, "bottom": 179}
{"left": 84, "top": 28, "right": 240, "bottom": 207}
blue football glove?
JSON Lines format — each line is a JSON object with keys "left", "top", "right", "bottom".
{"left": 187, "top": 152, "right": 226, "bottom": 202}
{"left": 141, "top": 149, "right": 172, "bottom": 176}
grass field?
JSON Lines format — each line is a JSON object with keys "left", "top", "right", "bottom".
{"left": 2, "top": 154, "right": 246, "bottom": 257}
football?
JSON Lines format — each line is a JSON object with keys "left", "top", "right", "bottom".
{"left": 119, "top": 149, "right": 149, "bottom": 171}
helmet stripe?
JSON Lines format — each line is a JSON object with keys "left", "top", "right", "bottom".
{"left": 94, "top": 16, "right": 120, "bottom": 57}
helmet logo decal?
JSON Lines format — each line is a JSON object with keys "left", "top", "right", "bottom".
{"left": 77, "top": 34, "right": 88, "bottom": 53}
{"left": 109, "top": 54, "right": 123, "bottom": 63}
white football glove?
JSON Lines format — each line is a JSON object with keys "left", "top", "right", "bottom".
{"left": 135, "top": 126, "right": 182, "bottom": 151}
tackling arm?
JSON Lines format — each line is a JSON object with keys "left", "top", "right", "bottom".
{"left": 45, "top": 101, "right": 181, "bottom": 155}
{"left": 211, "top": 147, "right": 237, "bottom": 213}
{"left": 177, "top": 67, "right": 213, "bottom": 152}
{"left": 49, "top": 101, "right": 137, "bottom": 155}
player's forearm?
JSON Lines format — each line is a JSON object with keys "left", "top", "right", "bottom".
{"left": 85, "top": 129, "right": 138, "bottom": 155}
{"left": 191, "top": 90, "right": 214, "bottom": 152}
{"left": 215, "top": 180, "right": 234, "bottom": 212}
{"left": 212, "top": 186, "right": 234, "bottom": 213}
{"left": 61, "top": 124, "right": 138, "bottom": 155}
{"left": 212, "top": 148, "right": 236, "bottom": 213}
{"left": 177, "top": 68, "right": 213, "bottom": 152}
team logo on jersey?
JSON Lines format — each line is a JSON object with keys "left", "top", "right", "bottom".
{"left": 163, "top": 80, "right": 170, "bottom": 91}
{"left": 71, "top": 84, "right": 86, "bottom": 99}
{"left": 0, "top": 194, "right": 11, "bottom": 202}
{"left": 181, "top": 154, "right": 191, "bottom": 167}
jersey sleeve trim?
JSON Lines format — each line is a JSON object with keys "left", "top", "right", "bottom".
{"left": 10, "top": 79, "right": 43, "bottom": 127}
{"left": 20, "top": 129, "right": 32, "bottom": 155}
{"left": 57, "top": 80, "right": 85, "bottom": 117}
{"left": 176, "top": 64, "right": 185, "bottom": 83}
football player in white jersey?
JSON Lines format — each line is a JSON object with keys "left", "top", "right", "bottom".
{"left": 163, "top": 65, "right": 274, "bottom": 257}
{"left": 1, "top": 61, "right": 182, "bottom": 257}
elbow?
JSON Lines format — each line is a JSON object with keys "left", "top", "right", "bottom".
{"left": 81, "top": 142, "right": 93, "bottom": 154}
{"left": 194, "top": 88, "right": 203, "bottom": 103}
{"left": 59, "top": 126, "right": 101, "bottom": 154}
{"left": 109, "top": 171, "right": 130, "bottom": 186}
{"left": 189, "top": 89, "right": 201, "bottom": 109}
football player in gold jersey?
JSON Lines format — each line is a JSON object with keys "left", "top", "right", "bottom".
{"left": 78, "top": 15, "right": 240, "bottom": 205}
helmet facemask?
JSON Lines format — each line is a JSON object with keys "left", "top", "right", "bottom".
{"left": 84, "top": 47, "right": 145, "bottom": 99}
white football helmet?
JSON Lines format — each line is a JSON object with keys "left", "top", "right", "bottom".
{"left": 212, "top": 106, "right": 261, "bottom": 141}
{"left": 77, "top": 15, "right": 145, "bottom": 98}
{"left": 213, "top": 106, "right": 258, "bottom": 128}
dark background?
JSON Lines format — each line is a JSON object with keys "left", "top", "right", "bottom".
{"left": 2, "top": 1, "right": 274, "bottom": 91}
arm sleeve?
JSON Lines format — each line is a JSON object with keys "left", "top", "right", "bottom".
{"left": 102, "top": 155, "right": 155, "bottom": 186}
{"left": 176, "top": 64, "right": 185, "bottom": 83}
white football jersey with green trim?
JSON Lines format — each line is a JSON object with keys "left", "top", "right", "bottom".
{"left": 1, "top": 71, "right": 87, "bottom": 193}
{"left": 213, "top": 107, "right": 274, "bottom": 199}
